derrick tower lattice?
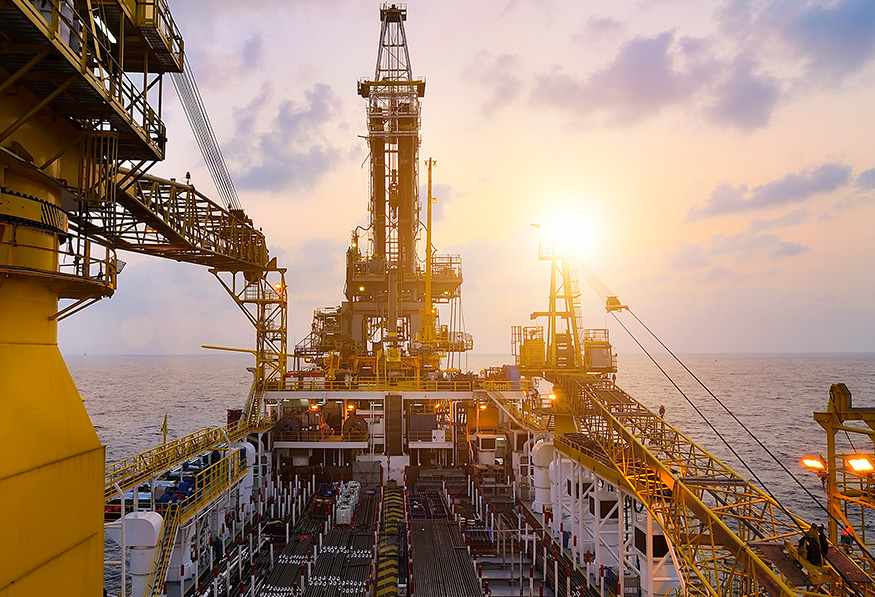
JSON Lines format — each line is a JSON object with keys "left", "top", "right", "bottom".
{"left": 295, "top": 4, "right": 471, "bottom": 384}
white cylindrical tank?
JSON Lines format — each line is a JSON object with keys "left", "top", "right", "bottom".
{"left": 231, "top": 441, "right": 256, "bottom": 504}
{"left": 122, "top": 512, "right": 163, "bottom": 597}
{"left": 531, "top": 441, "right": 553, "bottom": 515}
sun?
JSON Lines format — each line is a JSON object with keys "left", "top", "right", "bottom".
{"left": 535, "top": 199, "right": 603, "bottom": 260}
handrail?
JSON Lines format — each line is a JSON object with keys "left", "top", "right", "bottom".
{"left": 480, "top": 389, "right": 549, "bottom": 432}
{"left": 109, "top": 174, "right": 269, "bottom": 268}
{"left": 12, "top": 0, "right": 166, "bottom": 155}
{"left": 145, "top": 503, "right": 179, "bottom": 597}
{"left": 136, "top": 452, "right": 248, "bottom": 596}
{"left": 266, "top": 377, "right": 531, "bottom": 393}
{"left": 554, "top": 373, "right": 804, "bottom": 597}
{"left": 104, "top": 413, "right": 276, "bottom": 501}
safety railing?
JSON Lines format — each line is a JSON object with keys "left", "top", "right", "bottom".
{"left": 133, "top": 452, "right": 248, "bottom": 597}
{"left": 145, "top": 503, "right": 179, "bottom": 597}
{"left": 267, "top": 377, "right": 531, "bottom": 393}
{"left": 136, "top": 176, "right": 268, "bottom": 265}
{"left": 273, "top": 429, "right": 335, "bottom": 443}
{"left": 14, "top": 0, "right": 166, "bottom": 156}
{"left": 104, "top": 413, "right": 276, "bottom": 501}
{"left": 135, "top": 0, "right": 184, "bottom": 68}
{"left": 178, "top": 450, "right": 247, "bottom": 522}
{"left": 482, "top": 389, "right": 549, "bottom": 432}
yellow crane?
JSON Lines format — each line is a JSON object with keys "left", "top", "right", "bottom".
{"left": 0, "top": 2, "right": 282, "bottom": 595}
{"left": 512, "top": 242, "right": 875, "bottom": 596}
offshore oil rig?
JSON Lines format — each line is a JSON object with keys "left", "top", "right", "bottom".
{"left": 2, "top": 2, "right": 875, "bottom": 597}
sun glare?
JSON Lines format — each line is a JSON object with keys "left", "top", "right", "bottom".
{"left": 536, "top": 200, "right": 602, "bottom": 259}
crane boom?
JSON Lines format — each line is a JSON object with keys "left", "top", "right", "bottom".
{"left": 514, "top": 245, "right": 873, "bottom": 596}
{"left": 81, "top": 170, "right": 270, "bottom": 270}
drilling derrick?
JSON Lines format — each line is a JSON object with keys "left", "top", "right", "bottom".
{"left": 296, "top": 4, "right": 471, "bottom": 383}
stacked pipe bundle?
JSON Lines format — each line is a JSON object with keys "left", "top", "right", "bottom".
{"left": 260, "top": 534, "right": 314, "bottom": 594}
{"left": 303, "top": 528, "right": 372, "bottom": 597}
{"left": 410, "top": 519, "right": 482, "bottom": 596}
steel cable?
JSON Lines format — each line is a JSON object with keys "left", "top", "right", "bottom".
{"left": 170, "top": 54, "right": 242, "bottom": 211}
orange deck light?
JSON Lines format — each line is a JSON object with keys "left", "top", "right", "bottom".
{"left": 848, "top": 456, "right": 874, "bottom": 473}
{"left": 801, "top": 456, "right": 826, "bottom": 471}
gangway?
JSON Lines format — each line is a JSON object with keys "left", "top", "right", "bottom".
{"left": 479, "top": 389, "right": 551, "bottom": 433}
{"left": 145, "top": 503, "right": 179, "bottom": 597}
{"left": 143, "top": 449, "right": 247, "bottom": 596}
{"left": 104, "top": 410, "right": 274, "bottom": 501}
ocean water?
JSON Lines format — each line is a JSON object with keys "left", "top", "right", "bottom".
{"left": 71, "top": 352, "right": 875, "bottom": 530}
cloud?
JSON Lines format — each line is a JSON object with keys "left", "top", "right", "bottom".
{"left": 748, "top": 208, "right": 809, "bottom": 232}
{"left": 688, "top": 162, "right": 853, "bottom": 219}
{"left": 719, "top": 0, "right": 875, "bottom": 85}
{"left": 240, "top": 35, "right": 264, "bottom": 71}
{"left": 229, "top": 83, "right": 353, "bottom": 192}
{"left": 705, "top": 266, "right": 746, "bottom": 282}
{"left": 284, "top": 237, "right": 346, "bottom": 303}
{"left": 417, "top": 182, "right": 455, "bottom": 222}
{"left": 529, "top": 28, "right": 783, "bottom": 130}
{"left": 534, "top": 31, "right": 707, "bottom": 123}
{"left": 711, "top": 230, "right": 810, "bottom": 259}
{"left": 669, "top": 210, "right": 811, "bottom": 279}
{"left": 467, "top": 53, "right": 524, "bottom": 113}
{"left": 857, "top": 168, "right": 875, "bottom": 190}
{"left": 779, "top": 0, "right": 875, "bottom": 82}
{"left": 704, "top": 56, "right": 780, "bottom": 130}
{"left": 573, "top": 16, "right": 624, "bottom": 45}
{"left": 670, "top": 243, "right": 711, "bottom": 270}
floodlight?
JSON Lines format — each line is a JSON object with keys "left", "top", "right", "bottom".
{"left": 848, "top": 456, "right": 874, "bottom": 473}
{"left": 801, "top": 456, "right": 826, "bottom": 471}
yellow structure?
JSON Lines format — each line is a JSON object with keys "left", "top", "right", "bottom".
{"left": 0, "top": 1, "right": 182, "bottom": 592}
{"left": 0, "top": 0, "right": 284, "bottom": 589}
{"left": 807, "top": 383, "right": 875, "bottom": 577}
{"left": 0, "top": 211, "right": 105, "bottom": 595}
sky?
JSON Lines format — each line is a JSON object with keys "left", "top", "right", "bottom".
{"left": 59, "top": 0, "right": 875, "bottom": 357}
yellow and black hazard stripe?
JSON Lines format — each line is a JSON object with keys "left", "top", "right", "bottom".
{"left": 0, "top": 189, "right": 68, "bottom": 235}
{"left": 376, "top": 485, "right": 405, "bottom": 597}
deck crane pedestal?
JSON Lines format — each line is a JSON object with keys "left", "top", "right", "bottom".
{"left": 0, "top": 2, "right": 282, "bottom": 594}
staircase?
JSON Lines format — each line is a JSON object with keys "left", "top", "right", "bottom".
{"left": 454, "top": 404, "right": 470, "bottom": 466}
{"left": 146, "top": 504, "right": 180, "bottom": 597}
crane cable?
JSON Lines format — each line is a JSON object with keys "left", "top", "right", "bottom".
{"left": 575, "top": 258, "right": 875, "bottom": 583}
{"left": 576, "top": 258, "right": 821, "bottom": 515}
{"left": 607, "top": 312, "right": 787, "bottom": 517}
{"left": 612, "top": 309, "right": 870, "bottom": 594}
{"left": 170, "top": 54, "right": 242, "bottom": 211}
